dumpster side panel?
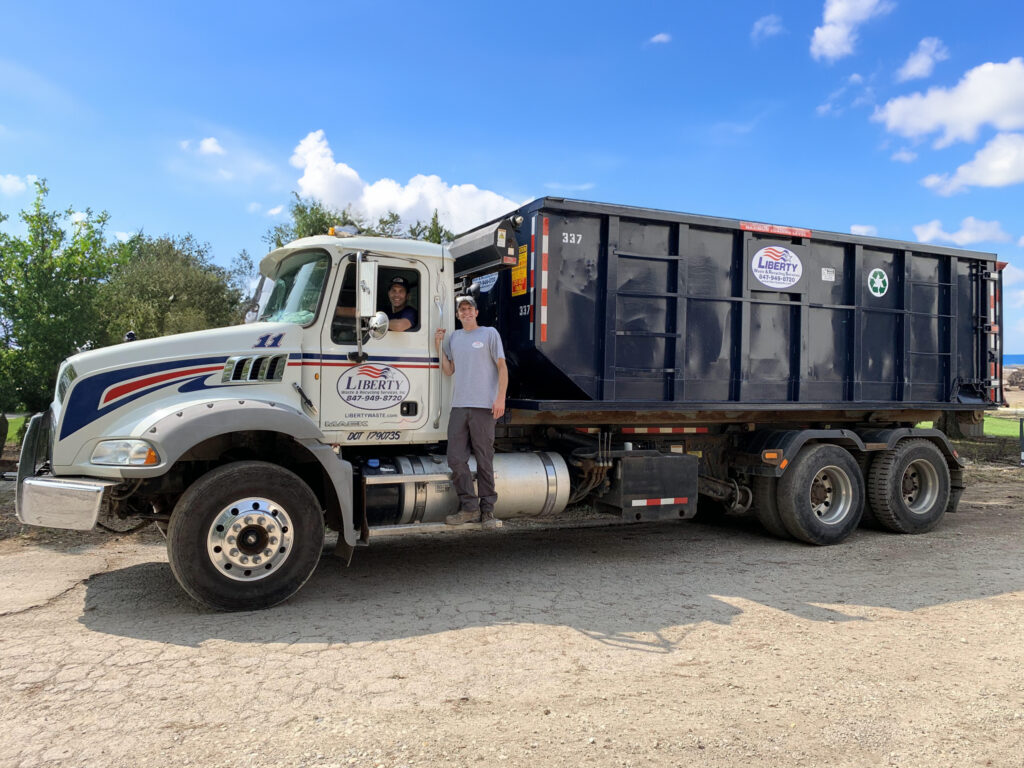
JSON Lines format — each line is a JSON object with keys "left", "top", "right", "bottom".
{"left": 466, "top": 198, "right": 998, "bottom": 412}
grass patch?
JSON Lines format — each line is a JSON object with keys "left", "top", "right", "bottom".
{"left": 4, "top": 416, "right": 24, "bottom": 447}
{"left": 916, "top": 417, "right": 1022, "bottom": 438}
{"left": 984, "top": 415, "right": 1024, "bottom": 437}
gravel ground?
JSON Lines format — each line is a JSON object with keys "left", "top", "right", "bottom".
{"left": 0, "top": 459, "right": 1022, "bottom": 768}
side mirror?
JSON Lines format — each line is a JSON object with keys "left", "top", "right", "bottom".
{"left": 367, "top": 311, "right": 389, "bottom": 340}
{"left": 357, "top": 258, "right": 378, "bottom": 318}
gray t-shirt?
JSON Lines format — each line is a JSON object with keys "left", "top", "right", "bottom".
{"left": 442, "top": 326, "right": 506, "bottom": 408}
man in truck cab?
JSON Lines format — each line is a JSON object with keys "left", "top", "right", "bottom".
{"left": 384, "top": 275, "right": 417, "bottom": 331}
{"left": 436, "top": 295, "right": 508, "bottom": 528}
{"left": 333, "top": 272, "right": 418, "bottom": 338}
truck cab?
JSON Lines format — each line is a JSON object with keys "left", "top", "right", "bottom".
{"left": 259, "top": 234, "right": 452, "bottom": 447}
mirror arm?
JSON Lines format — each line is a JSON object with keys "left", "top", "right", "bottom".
{"left": 349, "top": 251, "right": 369, "bottom": 363}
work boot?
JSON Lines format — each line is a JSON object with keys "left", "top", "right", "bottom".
{"left": 445, "top": 509, "right": 481, "bottom": 526}
{"left": 480, "top": 511, "right": 501, "bottom": 530}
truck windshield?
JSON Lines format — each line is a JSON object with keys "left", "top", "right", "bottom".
{"left": 258, "top": 251, "right": 331, "bottom": 325}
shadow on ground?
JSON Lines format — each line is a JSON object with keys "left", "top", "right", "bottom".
{"left": 77, "top": 506, "right": 1023, "bottom": 650}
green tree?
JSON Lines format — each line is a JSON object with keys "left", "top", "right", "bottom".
{"left": 0, "top": 180, "right": 115, "bottom": 411}
{"left": 262, "top": 193, "right": 366, "bottom": 249}
{"left": 408, "top": 209, "right": 454, "bottom": 244}
{"left": 264, "top": 195, "right": 456, "bottom": 247}
{"left": 96, "top": 234, "right": 248, "bottom": 346}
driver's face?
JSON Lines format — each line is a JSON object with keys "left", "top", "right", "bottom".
{"left": 388, "top": 284, "right": 408, "bottom": 309}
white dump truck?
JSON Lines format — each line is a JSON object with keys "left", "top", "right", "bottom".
{"left": 16, "top": 198, "right": 1003, "bottom": 610}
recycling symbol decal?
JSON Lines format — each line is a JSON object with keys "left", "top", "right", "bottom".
{"left": 868, "top": 268, "right": 889, "bottom": 298}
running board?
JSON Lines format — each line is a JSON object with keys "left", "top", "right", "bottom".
{"left": 368, "top": 520, "right": 503, "bottom": 538}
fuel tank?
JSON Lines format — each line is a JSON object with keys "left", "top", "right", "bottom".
{"left": 358, "top": 451, "right": 570, "bottom": 526}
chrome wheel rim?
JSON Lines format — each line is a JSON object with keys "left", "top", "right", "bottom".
{"left": 808, "top": 465, "right": 853, "bottom": 525}
{"left": 902, "top": 459, "right": 939, "bottom": 515}
{"left": 206, "top": 497, "right": 294, "bottom": 582}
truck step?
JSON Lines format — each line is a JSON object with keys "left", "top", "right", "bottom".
{"left": 368, "top": 520, "right": 503, "bottom": 538}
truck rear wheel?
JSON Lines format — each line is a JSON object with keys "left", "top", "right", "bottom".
{"left": 867, "top": 439, "right": 950, "bottom": 534}
{"left": 855, "top": 452, "right": 882, "bottom": 529}
{"left": 752, "top": 476, "right": 790, "bottom": 539}
{"left": 167, "top": 461, "right": 325, "bottom": 611}
{"left": 777, "top": 444, "right": 864, "bottom": 545}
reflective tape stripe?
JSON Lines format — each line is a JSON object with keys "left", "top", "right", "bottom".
{"left": 631, "top": 497, "right": 688, "bottom": 506}
{"left": 622, "top": 427, "right": 709, "bottom": 434}
{"left": 541, "top": 217, "right": 549, "bottom": 343}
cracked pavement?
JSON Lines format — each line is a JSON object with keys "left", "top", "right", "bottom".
{"left": 1, "top": 468, "right": 1023, "bottom": 768}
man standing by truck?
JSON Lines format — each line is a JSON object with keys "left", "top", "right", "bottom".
{"left": 435, "top": 296, "right": 508, "bottom": 527}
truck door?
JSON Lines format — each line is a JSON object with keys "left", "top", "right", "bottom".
{"left": 318, "top": 254, "right": 432, "bottom": 444}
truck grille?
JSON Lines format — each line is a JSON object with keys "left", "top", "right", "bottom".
{"left": 221, "top": 354, "right": 288, "bottom": 384}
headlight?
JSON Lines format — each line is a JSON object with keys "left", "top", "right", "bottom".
{"left": 90, "top": 440, "right": 160, "bottom": 466}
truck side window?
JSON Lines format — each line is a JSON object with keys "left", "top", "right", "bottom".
{"left": 331, "top": 266, "right": 358, "bottom": 344}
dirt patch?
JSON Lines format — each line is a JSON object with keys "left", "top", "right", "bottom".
{"left": 1, "top": 452, "right": 1023, "bottom": 768}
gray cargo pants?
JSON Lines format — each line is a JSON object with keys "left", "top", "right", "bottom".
{"left": 447, "top": 407, "right": 497, "bottom": 514}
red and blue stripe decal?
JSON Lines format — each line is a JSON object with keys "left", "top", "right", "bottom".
{"left": 286, "top": 353, "right": 440, "bottom": 369}
{"left": 60, "top": 356, "right": 230, "bottom": 440}
{"left": 59, "top": 353, "right": 441, "bottom": 441}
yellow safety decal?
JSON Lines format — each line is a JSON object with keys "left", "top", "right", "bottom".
{"left": 511, "top": 244, "right": 528, "bottom": 297}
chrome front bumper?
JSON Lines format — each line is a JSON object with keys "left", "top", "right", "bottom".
{"left": 15, "top": 411, "right": 116, "bottom": 531}
{"left": 16, "top": 476, "right": 117, "bottom": 530}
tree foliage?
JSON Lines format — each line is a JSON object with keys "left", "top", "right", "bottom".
{"left": 408, "top": 209, "right": 455, "bottom": 244}
{"left": 263, "top": 193, "right": 455, "bottom": 248}
{"left": 95, "top": 234, "right": 251, "bottom": 346}
{"left": 0, "top": 181, "right": 115, "bottom": 411}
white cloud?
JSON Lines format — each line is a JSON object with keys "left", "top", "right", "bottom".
{"left": 114, "top": 231, "right": 131, "bottom": 242}
{"left": 811, "top": 0, "right": 894, "bottom": 62}
{"left": 171, "top": 133, "right": 278, "bottom": 187}
{"left": 817, "top": 73, "right": 874, "bottom": 116}
{"left": 751, "top": 15, "right": 784, "bottom": 42}
{"left": 247, "top": 202, "right": 262, "bottom": 214}
{"left": 912, "top": 216, "right": 1010, "bottom": 246}
{"left": 891, "top": 148, "right": 917, "bottom": 162}
{"left": 1003, "top": 263, "right": 1024, "bottom": 287}
{"left": 0, "top": 173, "right": 28, "bottom": 196}
{"left": 199, "top": 137, "right": 225, "bottom": 155}
{"left": 266, "top": 205, "right": 284, "bottom": 216}
{"left": 874, "top": 58, "right": 1024, "bottom": 147}
{"left": 897, "top": 37, "right": 949, "bottom": 82}
{"left": 290, "top": 130, "right": 519, "bottom": 233}
{"left": 70, "top": 211, "right": 87, "bottom": 224}
{"left": 1019, "top": 235, "right": 1024, "bottom": 247}
{"left": 850, "top": 224, "right": 878, "bottom": 236}
{"left": 649, "top": 33, "right": 671, "bottom": 44}
{"left": 921, "top": 132, "right": 1024, "bottom": 195}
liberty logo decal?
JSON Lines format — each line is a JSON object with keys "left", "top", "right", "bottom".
{"left": 868, "top": 268, "right": 889, "bottom": 298}
{"left": 337, "top": 364, "right": 410, "bottom": 410}
{"left": 751, "top": 246, "right": 803, "bottom": 290}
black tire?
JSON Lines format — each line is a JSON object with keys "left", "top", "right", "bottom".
{"left": 752, "top": 475, "right": 791, "bottom": 539}
{"left": 854, "top": 452, "right": 882, "bottom": 529}
{"left": 167, "top": 461, "right": 325, "bottom": 611}
{"left": 777, "top": 444, "right": 864, "bottom": 545}
{"left": 867, "top": 439, "right": 950, "bottom": 534}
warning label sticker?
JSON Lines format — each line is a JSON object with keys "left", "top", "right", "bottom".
{"left": 511, "top": 244, "right": 528, "bottom": 297}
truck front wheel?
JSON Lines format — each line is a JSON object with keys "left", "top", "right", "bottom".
{"left": 866, "top": 439, "right": 950, "bottom": 534}
{"left": 777, "top": 444, "right": 864, "bottom": 545}
{"left": 167, "top": 461, "right": 325, "bottom": 611}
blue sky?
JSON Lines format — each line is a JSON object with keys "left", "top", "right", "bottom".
{"left": 2, "top": 1, "right": 1024, "bottom": 349}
